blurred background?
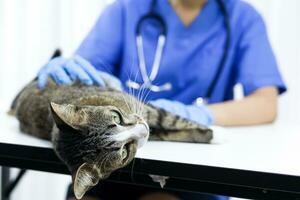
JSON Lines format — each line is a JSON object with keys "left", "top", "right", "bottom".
{"left": 0, "top": 0, "right": 299, "bottom": 199}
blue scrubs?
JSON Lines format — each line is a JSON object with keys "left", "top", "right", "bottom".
{"left": 76, "top": 0, "right": 286, "bottom": 104}
{"left": 75, "top": 0, "right": 286, "bottom": 199}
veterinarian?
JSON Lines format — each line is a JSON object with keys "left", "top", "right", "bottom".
{"left": 38, "top": 0, "right": 286, "bottom": 199}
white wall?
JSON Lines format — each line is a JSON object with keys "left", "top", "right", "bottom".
{"left": 0, "top": 0, "right": 114, "bottom": 107}
{"left": 0, "top": 1, "right": 113, "bottom": 200}
{"left": 246, "top": 0, "right": 300, "bottom": 124}
{"left": 0, "top": 0, "right": 299, "bottom": 200}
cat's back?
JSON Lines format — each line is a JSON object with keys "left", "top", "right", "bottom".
{"left": 11, "top": 79, "right": 111, "bottom": 140}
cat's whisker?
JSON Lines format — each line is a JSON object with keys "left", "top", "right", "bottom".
{"left": 117, "top": 70, "right": 132, "bottom": 113}
{"left": 125, "top": 71, "right": 134, "bottom": 113}
{"left": 126, "top": 88, "right": 135, "bottom": 114}
{"left": 137, "top": 85, "right": 145, "bottom": 116}
{"left": 136, "top": 85, "right": 144, "bottom": 114}
{"left": 133, "top": 82, "right": 144, "bottom": 116}
{"left": 130, "top": 157, "right": 136, "bottom": 183}
{"left": 131, "top": 71, "right": 140, "bottom": 114}
{"left": 137, "top": 86, "right": 142, "bottom": 102}
{"left": 132, "top": 95, "right": 137, "bottom": 115}
{"left": 138, "top": 83, "right": 145, "bottom": 101}
{"left": 120, "top": 92, "right": 131, "bottom": 113}
{"left": 138, "top": 86, "right": 152, "bottom": 117}
{"left": 124, "top": 60, "right": 138, "bottom": 113}
{"left": 132, "top": 96, "right": 138, "bottom": 114}
{"left": 137, "top": 83, "right": 149, "bottom": 116}
{"left": 141, "top": 86, "right": 152, "bottom": 105}
{"left": 140, "top": 84, "right": 149, "bottom": 109}
{"left": 125, "top": 65, "right": 134, "bottom": 93}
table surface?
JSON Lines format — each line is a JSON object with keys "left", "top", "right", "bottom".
{"left": 1, "top": 106, "right": 300, "bottom": 178}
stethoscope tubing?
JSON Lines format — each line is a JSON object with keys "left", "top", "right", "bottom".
{"left": 205, "top": 0, "right": 231, "bottom": 101}
{"left": 127, "top": 2, "right": 171, "bottom": 92}
{"left": 127, "top": 0, "right": 231, "bottom": 102}
{"left": 136, "top": 34, "right": 166, "bottom": 84}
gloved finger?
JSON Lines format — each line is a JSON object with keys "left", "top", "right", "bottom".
{"left": 150, "top": 99, "right": 186, "bottom": 116}
{"left": 98, "top": 71, "right": 123, "bottom": 91}
{"left": 37, "top": 68, "right": 48, "bottom": 89}
{"left": 37, "top": 57, "right": 66, "bottom": 89}
{"left": 73, "top": 55, "right": 105, "bottom": 86}
{"left": 50, "top": 67, "right": 72, "bottom": 85}
{"left": 149, "top": 99, "right": 173, "bottom": 113}
{"left": 149, "top": 99, "right": 170, "bottom": 108}
{"left": 64, "top": 59, "right": 93, "bottom": 85}
{"left": 63, "top": 60, "right": 77, "bottom": 81}
{"left": 169, "top": 101, "right": 186, "bottom": 115}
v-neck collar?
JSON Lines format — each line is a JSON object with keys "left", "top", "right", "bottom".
{"left": 166, "top": 0, "right": 209, "bottom": 28}
{"left": 156, "top": 0, "right": 220, "bottom": 35}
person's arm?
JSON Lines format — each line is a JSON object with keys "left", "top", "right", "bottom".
{"left": 75, "top": 1, "right": 124, "bottom": 74}
{"left": 209, "top": 86, "right": 277, "bottom": 126}
{"left": 210, "top": 3, "right": 287, "bottom": 126}
{"left": 37, "top": 1, "right": 124, "bottom": 89}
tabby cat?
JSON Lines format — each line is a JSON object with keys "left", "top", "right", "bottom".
{"left": 10, "top": 78, "right": 213, "bottom": 199}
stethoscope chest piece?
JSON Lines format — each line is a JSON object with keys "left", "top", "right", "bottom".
{"left": 126, "top": 79, "right": 172, "bottom": 92}
{"left": 126, "top": 2, "right": 172, "bottom": 92}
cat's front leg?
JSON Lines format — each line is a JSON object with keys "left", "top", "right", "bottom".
{"left": 143, "top": 105, "right": 213, "bottom": 143}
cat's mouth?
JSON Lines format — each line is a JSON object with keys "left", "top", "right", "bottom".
{"left": 121, "top": 140, "right": 137, "bottom": 165}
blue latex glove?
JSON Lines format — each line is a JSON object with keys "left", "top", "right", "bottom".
{"left": 150, "top": 99, "right": 214, "bottom": 126}
{"left": 37, "top": 55, "right": 122, "bottom": 90}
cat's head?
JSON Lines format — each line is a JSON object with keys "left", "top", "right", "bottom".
{"left": 49, "top": 102, "right": 149, "bottom": 199}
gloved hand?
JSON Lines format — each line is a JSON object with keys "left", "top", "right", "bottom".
{"left": 37, "top": 55, "right": 122, "bottom": 90}
{"left": 150, "top": 99, "right": 214, "bottom": 126}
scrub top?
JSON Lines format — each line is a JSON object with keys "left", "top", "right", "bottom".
{"left": 76, "top": 0, "right": 287, "bottom": 104}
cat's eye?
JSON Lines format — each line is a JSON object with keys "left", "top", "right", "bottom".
{"left": 111, "top": 111, "right": 122, "bottom": 125}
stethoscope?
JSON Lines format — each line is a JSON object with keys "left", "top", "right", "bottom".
{"left": 126, "top": 0, "right": 231, "bottom": 104}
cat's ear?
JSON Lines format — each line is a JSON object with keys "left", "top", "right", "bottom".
{"left": 50, "top": 102, "right": 87, "bottom": 130}
{"left": 73, "top": 163, "right": 101, "bottom": 199}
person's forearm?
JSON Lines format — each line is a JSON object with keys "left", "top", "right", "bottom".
{"left": 208, "top": 87, "right": 278, "bottom": 126}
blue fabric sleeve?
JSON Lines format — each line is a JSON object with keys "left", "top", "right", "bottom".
{"left": 75, "top": 1, "right": 124, "bottom": 75}
{"left": 235, "top": 6, "right": 287, "bottom": 96}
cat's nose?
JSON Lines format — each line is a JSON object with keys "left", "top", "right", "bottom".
{"left": 112, "top": 123, "right": 149, "bottom": 148}
{"left": 135, "top": 122, "right": 149, "bottom": 148}
{"left": 134, "top": 115, "right": 149, "bottom": 131}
